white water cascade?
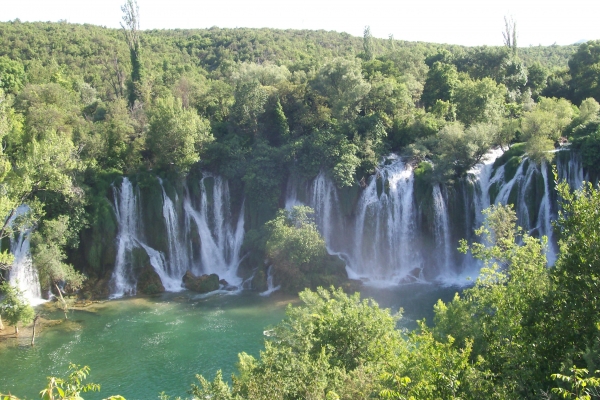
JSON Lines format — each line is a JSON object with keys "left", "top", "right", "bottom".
{"left": 183, "top": 174, "right": 245, "bottom": 287}
{"left": 7, "top": 206, "right": 44, "bottom": 305}
{"left": 287, "top": 148, "right": 586, "bottom": 287}
{"left": 9, "top": 229, "right": 44, "bottom": 305}
{"left": 110, "top": 178, "right": 183, "bottom": 297}
{"left": 110, "top": 174, "right": 245, "bottom": 297}
{"left": 291, "top": 157, "right": 424, "bottom": 285}
{"left": 259, "top": 266, "right": 281, "bottom": 296}
{"left": 432, "top": 184, "right": 452, "bottom": 277}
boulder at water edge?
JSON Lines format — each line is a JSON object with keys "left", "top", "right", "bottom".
{"left": 182, "top": 271, "right": 220, "bottom": 293}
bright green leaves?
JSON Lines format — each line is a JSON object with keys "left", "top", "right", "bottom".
{"left": 146, "top": 95, "right": 213, "bottom": 173}
{"left": 0, "top": 281, "right": 34, "bottom": 334}
{"left": 264, "top": 207, "right": 345, "bottom": 293}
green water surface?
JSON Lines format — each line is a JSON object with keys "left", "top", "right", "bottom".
{"left": 0, "top": 291, "right": 291, "bottom": 399}
{"left": 0, "top": 284, "right": 459, "bottom": 399}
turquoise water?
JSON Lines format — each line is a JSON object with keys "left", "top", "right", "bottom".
{"left": 0, "top": 285, "right": 459, "bottom": 399}
{"left": 0, "top": 291, "right": 292, "bottom": 399}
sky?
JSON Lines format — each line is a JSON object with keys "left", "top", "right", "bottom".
{"left": 2, "top": 0, "right": 599, "bottom": 47}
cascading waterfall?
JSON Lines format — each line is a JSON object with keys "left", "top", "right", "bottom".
{"left": 292, "top": 157, "right": 424, "bottom": 285}
{"left": 432, "top": 184, "right": 452, "bottom": 276}
{"left": 183, "top": 174, "right": 245, "bottom": 286}
{"left": 469, "top": 148, "right": 506, "bottom": 228}
{"left": 159, "top": 178, "right": 188, "bottom": 279}
{"left": 107, "top": 148, "right": 584, "bottom": 293}
{"left": 110, "top": 178, "right": 183, "bottom": 297}
{"left": 288, "top": 148, "right": 585, "bottom": 287}
{"left": 9, "top": 227, "right": 44, "bottom": 305}
{"left": 110, "top": 175, "right": 245, "bottom": 297}
{"left": 259, "top": 266, "right": 280, "bottom": 296}
{"left": 557, "top": 150, "right": 586, "bottom": 190}
{"left": 7, "top": 206, "right": 44, "bottom": 305}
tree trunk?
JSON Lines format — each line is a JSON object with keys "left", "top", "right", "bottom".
{"left": 0, "top": 313, "right": 4, "bottom": 330}
{"left": 31, "top": 315, "right": 39, "bottom": 346}
{"left": 14, "top": 325, "right": 18, "bottom": 335}
{"left": 55, "top": 283, "right": 68, "bottom": 319}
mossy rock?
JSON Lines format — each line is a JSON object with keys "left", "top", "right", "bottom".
{"left": 493, "top": 143, "right": 526, "bottom": 170}
{"left": 137, "top": 265, "right": 165, "bottom": 295}
{"left": 376, "top": 176, "right": 383, "bottom": 198}
{"left": 203, "top": 176, "right": 215, "bottom": 206}
{"left": 252, "top": 269, "right": 268, "bottom": 292}
{"left": 503, "top": 156, "right": 522, "bottom": 183}
{"left": 138, "top": 177, "right": 169, "bottom": 254}
{"left": 338, "top": 182, "right": 360, "bottom": 217}
{"left": 182, "top": 271, "right": 220, "bottom": 293}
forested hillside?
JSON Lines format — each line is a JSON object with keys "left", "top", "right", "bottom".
{"left": 2, "top": 14, "right": 600, "bottom": 399}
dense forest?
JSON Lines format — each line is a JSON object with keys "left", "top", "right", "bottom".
{"left": 1, "top": 5, "right": 600, "bottom": 398}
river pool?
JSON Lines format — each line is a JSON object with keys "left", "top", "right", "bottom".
{"left": 0, "top": 284, "right": 458, "bottom": 399}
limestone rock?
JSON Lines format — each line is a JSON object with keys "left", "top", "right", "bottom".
{"left": 182, "top": 271, "right": 220, "bottom": 293}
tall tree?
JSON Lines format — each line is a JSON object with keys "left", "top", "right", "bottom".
{"left": 503, "top": 16, "right": 518, "bottom": 57}
{"left": 363, "top": 26, "right": 374, "bottom": 61}
{"left": 121, "top": 0, "right": 143, "bottom": 107}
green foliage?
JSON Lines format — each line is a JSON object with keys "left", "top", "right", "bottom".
{"left": 0, "top": 281, "right": 34, "bottom": 333}
{"left": 435, "top": 204, "right": 550, "bottom": 396}
{"left": 32, "top": 216, "right": 85, "bottom": 294}
{"left": 311, "top": 58, "right": 370, "bottom": 121}
{"left": 421, "top": 61, "right": 459, "bottom": 110}
{"left": 264, "top": 207, "right": 346, "bottom": 293}
{"left": 146, "top": 95, "right": 213, "bottom": 173}
{"left": 453, "top": 77, "right": 506, "bottom": 126}
{"left": 541, "top": 182, "right": 600, "bottom": 362}
{"left": 568, "top": 40, "right": 600, "bottom": 105}
{"left": 0, "top": 56, "right": 26, "bottom": 94}
{"left": 520, "top": 96, "right": 574, "bottom": 163}
{"left": 551, "top": 367, "right": 600, "bottom": 400}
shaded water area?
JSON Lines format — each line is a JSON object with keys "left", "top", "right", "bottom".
{"left": 0, "top": 285, "right": 456, "bottom": 399}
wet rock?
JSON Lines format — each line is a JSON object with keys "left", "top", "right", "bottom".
{"left": 182, "top": 271, "right": 220, "bottom": 293}
{"left": 137, "top": 265, "right": 165, "bottom": 295}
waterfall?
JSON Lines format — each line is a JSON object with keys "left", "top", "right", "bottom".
{"left": 469, "top": 148, "right": 506, "bottom": 227}
{"left": 432, "top": 184, "right": 452, "bottom": 276}
{"left": 106, "top": 147, "right": 585, "bottom": 294}
{"left": 110, "top": 175, "right": 245, "bottom": 297}
{"left": 183, "top": 175, "right": 245, "bottom": 286}
{"left": 159, "top": 179, "right": 188, "bottom": 279}
{"left": 292, "top": 158, "right": 423, "bottom": 285}
{"left": 557, "top": 150, "right": 586, "bottom": 190}
{"left": 7, "top": 206, "right": 44, "bottom": 305}
{"left": 8, "top": 227, "right": 44, "bottom": 306}
{"left": 538, "top": 163, "right": 557, "bottom": 264}
{"left": 110, "top": 178, "right": 183, "bottom": 298}
{"left": 285, "top": 148, "right": 586, "bottom": 287}
{"left": 259, "top": 266, "right": 280, "bottom": 296}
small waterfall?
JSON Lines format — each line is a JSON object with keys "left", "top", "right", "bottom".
{"left": 558, "top": 150, "right": 585, "bottom": 190}
{"left": 9, "top": 226, "right": 44, "bottom": 306}
{"left": 298, "top": 158, "right": 422, "bottom": 285}
{"left": 469, "top": 148, "right": 505, "bottom": 227}
{"left": 159, "top": 179, "right": 188, "bottom": 278}
{"left": 259, "top": 266, "right": 280, "bottom": 296}
{"left": 432, "top": 184, "right": 452, "bottom": 276}
{"left": 111, "top": 178, "right": 139, "bottom": 297}
{"left": 110, "top": 178, "right": 183, "bottom": 298}
{"left": 538, "top": 163, "right": 557, "bottom": 264}
{"left": 183, "top": 175, "right": 245, "bottom": 286}
{"left": 350, "top": 159, "right": 419, "bottom": 283}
